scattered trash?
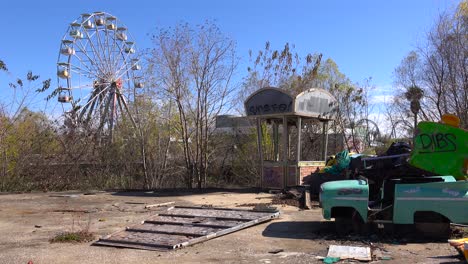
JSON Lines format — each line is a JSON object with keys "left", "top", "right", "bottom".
{"left": 49, "top": 194, "right": 80, "bottom": 198}
{"left": 464, "top": 242, "right": 468, "bottom": 262}
{"left": 268, "top": 249, "right": 284, "bottom": 254}
{"left": 322, "top": 257, "right": 340, "bottom": 264}
{"left": 145, "top": 201, "right": 175, "bottom": 209}
{"left": 327, "top": 245, "right": 371, "bottom": 261}
{"left": 381, "top": 256, "right": 392, "bottom": 260}
{"left": 276, "top": 252, "right": 308, "bottom": 258}
{"left": 53, "top": 209, "right": 88, "bottom": 213}
{"left": 236, "top": 202, "right": 271, "bottom": 207}
{"left": 98, "top": 218, "right": 106, "bottom": 222}
{"left": 253, "top": 204, "right": 277, "bottom": 213}
{"left": 34, "top": 225, "right": 42, "bottom": 228}
{"left": 449, "top": 238, "right": 468, "bottom": 261}
{"left": 372, "top": 248, "right": 382, "bottom": 260}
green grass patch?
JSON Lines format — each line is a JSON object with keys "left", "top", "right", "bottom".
{"left": 50, "top": 231, "right": 95, "bottom": 243}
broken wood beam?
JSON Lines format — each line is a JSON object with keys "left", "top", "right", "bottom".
{"left": 174, "top": 205, "right": 267, "bottom": 212}
{"left": 145, "top": 201, "right": 175, "bottom": 209}
{"left": 97, "top": 238, "right": 176, "bottom": 250}
{"left": 126, "top": 228, "right": 206, "bottom": 237}
{"left": 157, "top": 213, "right": 254, "bottom": 222}
{"left": 144, "top": 220, "right": 235, "bottom": 229}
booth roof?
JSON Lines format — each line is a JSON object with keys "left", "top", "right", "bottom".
{"left": 244, "top": 87, "right": 337, "bottom": 120}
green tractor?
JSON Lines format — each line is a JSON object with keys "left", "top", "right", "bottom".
{"left": 319, "top": 117, "right": 468, "bottom": 237}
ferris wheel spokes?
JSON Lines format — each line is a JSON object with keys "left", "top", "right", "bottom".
{"left": 55, "top": 12, "right": 141, "bottom": 139}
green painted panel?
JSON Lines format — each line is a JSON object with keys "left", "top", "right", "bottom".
{"left": 320, "top": 180, "right": 369, "bottom": 221}
{"left": 393, "top": 180, "right": 468, "bottom": 224}
{"left": 409, "top": 122, "right": 467, "bottom": 180}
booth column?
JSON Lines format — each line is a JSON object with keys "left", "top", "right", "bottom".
{"left": 322, "top": 121, "right": 329, "bottom": 161}
{"left": 282, "top": 116, "right": 289, "bottom": 188}
{"left": 256, "top": 118, "right": 264, "bottom": 188}
{"left": 273, "top": 121, "right": 279, "bottom": 161}
{"left": 297, "top": 117, "right": 302, "bottom": 184}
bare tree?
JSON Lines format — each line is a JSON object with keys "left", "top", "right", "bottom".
{"left": 146, "top": 22, "right": 237, "bottom": 188}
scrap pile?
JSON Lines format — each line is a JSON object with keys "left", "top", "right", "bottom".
{"left": 448, "top": 238, "right": 468, "bottom": 263}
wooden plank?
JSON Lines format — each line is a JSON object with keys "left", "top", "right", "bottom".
{"left": 96, "top": 230, "right": 193, "bottom": 250}
{"left": 161, "top": 207, "right": 274, "bottom": 220}
{"left": 126, "top": 228, "right": 205, "bottom": 237}
{"left": 157, "top": 213, "right": 254, "bottom": 222}
{"left": 144, "top": 220, "right": 236, "bottom": 229}
{"left": 127, "top": 223, "right": 220, "bottom": 237}
{"left": 97, "top": 238, "right": 175, "bottom": 250}
{"left": 145, "top": 201, "right": 175, "bottom": 209}
{"left": 146, "top": 215, "right": 245, "bottom": 227}
{"left": 94, "top": 240, "right": 171, "bottom": 251}
{"left": 174, "top": 205, "right": 274, "bottom": 213}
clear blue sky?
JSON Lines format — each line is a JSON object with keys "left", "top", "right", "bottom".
{"left": 0, "top": 0, "right": 457, "bottom": 112}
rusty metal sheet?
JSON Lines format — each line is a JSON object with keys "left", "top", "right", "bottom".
{"left": 94, "top": 206, "right": 280, "bottom": 251}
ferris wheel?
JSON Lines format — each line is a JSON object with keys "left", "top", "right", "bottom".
{"left": 353, "top": 118, "right": 381, "bottom": 147}
{"left": 55, "top": 11, "right": 143, "bottom": 135}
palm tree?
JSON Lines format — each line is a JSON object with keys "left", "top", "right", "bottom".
{"left": 404, "top": 85, "right": 424, "bottom": 136}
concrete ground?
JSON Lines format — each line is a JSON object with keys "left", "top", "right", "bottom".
{"left": 0, "top": 190, "right": 464, "bottom": 264}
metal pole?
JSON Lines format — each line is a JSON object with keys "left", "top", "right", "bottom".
{"left": 296, "top": 117, "right": 302, "bottom": 185}
{"left": 282, "top": 116, "right": 288, "bottom": 188}
{"left": 273, "top": 121, "right": 279, "bottom": 161}
{"left": 297, "top": 117, "right": 302, "bottom": 162}
{"left": 256, "top": 118, "right": 264, "bottom": 188}
{"left": 323, "top": 121, "right": 329, "bottom": 161}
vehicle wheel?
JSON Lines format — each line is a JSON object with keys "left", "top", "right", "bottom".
{"left": 335, "top": 217, "right": 353, "bottom": 235}
{"left": 415, "top": 222, "right": 450, "bottom": 239}
{"left": 414, "top": 212, "right": 451, "bottom": 239}
{"left": 352, "top": 211, "right": 369, "bottom": 235}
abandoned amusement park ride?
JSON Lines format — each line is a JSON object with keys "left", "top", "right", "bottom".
{"left": 55, "top": 12, "right": 142, "bottom": 139}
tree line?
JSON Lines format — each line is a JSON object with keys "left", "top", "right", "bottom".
{"left": 0, "top": 1, "right": 465, "bottom": 191}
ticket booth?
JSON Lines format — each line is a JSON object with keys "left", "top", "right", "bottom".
{"left": 245, "top": 87, "right": 337, "bottom": 189}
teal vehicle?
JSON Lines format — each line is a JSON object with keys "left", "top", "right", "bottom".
{"left": 320, "top": 176, "right": 468, "bottom": 235}
{"left": 319, "top": 118, "right": 468, "bottom": 236}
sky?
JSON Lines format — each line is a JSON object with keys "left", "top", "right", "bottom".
{"left": 0, "top": 0, "right": 458, "bottom": 122}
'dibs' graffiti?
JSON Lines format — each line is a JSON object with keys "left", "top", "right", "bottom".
{"left": 418, "top": 133, "right": 457, "bottom": 153}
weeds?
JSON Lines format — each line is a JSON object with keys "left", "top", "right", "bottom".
{"left": 50, "top": 210, "right": 95, "bottom": 243}
{"left": 49, "top": 231, "right": 95, "bottom": 243}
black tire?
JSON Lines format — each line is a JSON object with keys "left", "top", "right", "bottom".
{"left": 352, "top": 211, "right": 369, "bottom": 235}
{"left": 414, "top": 212, "right": 451, "bottom": 239}
{"left": 335, "top": 217, "right": 353, "bottom": 235}
{"left": 415, "top": 222, "right": 451, "bottom": 239}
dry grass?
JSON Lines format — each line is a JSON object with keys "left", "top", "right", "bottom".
{"left": 50, "top": 231, "right": 95, "bottom": 243}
